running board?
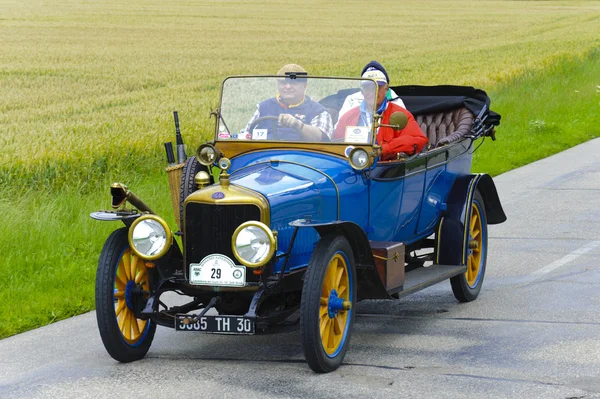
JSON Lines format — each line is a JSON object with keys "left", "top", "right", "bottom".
{"left": 391, "top": 264, "right": 466, "bottom": 299}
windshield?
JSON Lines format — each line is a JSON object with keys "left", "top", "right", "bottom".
{"left": 217, "top": 76, "right": 380, "bottom": 145}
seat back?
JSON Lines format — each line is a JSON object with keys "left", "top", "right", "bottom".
{"left": 415, "top": 108, "right": 474, "bottom": 147}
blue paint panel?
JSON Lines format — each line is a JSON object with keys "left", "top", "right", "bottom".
{"left": 395, "top": 172, "right": 426, "bottom": 241}
{"left": 229, "top": 150, "right": 369, "bottom": 272}
{"left": 225, "top": 146, "right": 477, "bottom": 271}
{"left": 368, "top": 179, "right": 404, "bottom": 240}
{"left": 416, "top": 149, "right": 473, "bottom": 238}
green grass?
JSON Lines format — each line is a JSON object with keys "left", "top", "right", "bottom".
{"left": 1, "top": 0, "right": 600, "bottom": 338}
{"left": 473, "top": 48, "right": 600, "bottom": 174}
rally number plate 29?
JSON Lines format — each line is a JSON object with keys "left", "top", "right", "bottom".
{"left": 189, "top": 254, "right": 246, "bottom": 287}
{"left": 175, "top": 315, "right": 255, "bottom": 335}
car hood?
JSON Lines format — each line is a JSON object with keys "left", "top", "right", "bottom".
{"left": 228, "top": 150, "right": 366, "bottom": 224}
{"left": 229, "top": 161, "right": 335, "bottom": 225}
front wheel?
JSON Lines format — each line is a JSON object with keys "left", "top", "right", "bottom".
{"left": 450, "top": 189, "right": 488, "bottom": 302}
{"left": 300, "top": 235, "right": 356, "bottom": 373}
{"left": 95, "top": 228, "right": 156, "bottom": 362}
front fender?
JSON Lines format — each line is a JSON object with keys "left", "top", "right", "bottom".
{"left": 291, "top": 219, "right": 389, "bottom": 300}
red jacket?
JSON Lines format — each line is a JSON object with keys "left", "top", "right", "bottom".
{"left": 334, "top": 103, "right": 428, "bottom": 160}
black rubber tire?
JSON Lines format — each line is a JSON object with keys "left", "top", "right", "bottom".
{"left": 300, "top": 234, "right": 356, "bottom": 373}
{"left": 95, "top": 228, "right": 156, "bottom": 362}
{"left": 450, "top": 189, "right": 488, "bottom": 302}
{"left": 179, "top": 156, "right": 212, "bottom": 224}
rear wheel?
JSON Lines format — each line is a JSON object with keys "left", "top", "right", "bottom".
{"left": 450, "top": 190, "right": 488, "bottom": 302}
{"left": 96, "top": 228, "right": 156, "bottom": 362}
{"left": 301, "top": 235, "right": 356, "bottom": 373}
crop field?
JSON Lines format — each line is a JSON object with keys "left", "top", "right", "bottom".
{"left": 1, "top": 0, "right": 599, "bottom": 338}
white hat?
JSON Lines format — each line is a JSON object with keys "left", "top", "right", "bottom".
{"left": 361, "top": 68, "right": 387, "bottom": 86}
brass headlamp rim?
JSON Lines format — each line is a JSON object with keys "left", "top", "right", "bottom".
{"left": 231, "top": 221, "right": 276, "bottom": 268}
{"left": 196, "top": 143, "right": 221, "bottom": 166}
{"left": 128, "top": 214, "right": 173, "bottom": 261}
{"left": 348, "top": 147, "right": 373, "bottom": 171}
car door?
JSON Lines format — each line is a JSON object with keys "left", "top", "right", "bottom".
{"left": 368, "top": 156, "right": 427, "bottom": 243}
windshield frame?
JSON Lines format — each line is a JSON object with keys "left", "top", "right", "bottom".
{"left": 214, "top": 75, "right": 383, "bottom": 146}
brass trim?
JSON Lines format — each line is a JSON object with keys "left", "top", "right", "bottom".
{"left": 110, "top": 182, "right": 154, "bottom": 214}
{"left": 184, "top": 183, "right": 270, "bottom": 226}
{"left": 231, "top": 159, "right": 341, "bottom": 220}
{"left": 231, "top": 221, "right": 277, "bottom": 268}
{"left": 215, "top": 75, "right": 381, "bottom": 143}
{"left": 196, "top": 143, "right": 221, "bottom": 166}
{"left": 128, "top": 215, "right": 173, "bottom": 261}
{"left": 218, "top": 157, "right": 231, "bottom": 171}
{"left": 194, "top": 171, "right": 211, "bottom": 188}
{"left": 216, "top": 142, "right": 372, "bottom": 160}
{"left": 348, "top": 147, "right": 373, "bottom": 171}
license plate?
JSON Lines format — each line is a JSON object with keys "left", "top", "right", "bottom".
{"left": 175, "top": 315, "right": 255, "bottom": 334}
{"left": 189, "top": 254, "right": 246, "bottom": 287}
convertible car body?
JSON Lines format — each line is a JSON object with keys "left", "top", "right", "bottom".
{"left": 91, "top": 74, "right": 506, "bottom": 372}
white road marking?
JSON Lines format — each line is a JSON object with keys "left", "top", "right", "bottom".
{"left": 521, "top": 240, "right": 600, "bottom": 285}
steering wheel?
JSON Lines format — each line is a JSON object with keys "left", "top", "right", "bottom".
{"left": 247, "top": 116, "right": 279, "bottom": 140}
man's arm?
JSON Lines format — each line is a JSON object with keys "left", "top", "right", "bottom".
{"left": 307, "top": 110, "right": 333, "bottom": 140}
{"left": 380, "top": 113, "right": 428, "bottom": 159}
{"left": 279, "top": 110, "right": 333, "bottom": 141}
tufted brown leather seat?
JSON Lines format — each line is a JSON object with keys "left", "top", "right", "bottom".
{"left": 415, "top": 108, "right": 474, "bottom": 147}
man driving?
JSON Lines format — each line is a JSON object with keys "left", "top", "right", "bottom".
{"left": 245, "top": 64, "right": 333, "bottom": 141}
{"left": 334, "top": 68, "right": 428, "bottom": 160}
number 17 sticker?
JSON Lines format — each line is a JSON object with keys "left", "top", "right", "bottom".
{"left": 252, "top": 129, "right": 268, "bottom": 140}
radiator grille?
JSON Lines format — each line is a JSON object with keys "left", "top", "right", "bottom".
{"left": 184, "top": 203, "right": 261, "bottom": 267}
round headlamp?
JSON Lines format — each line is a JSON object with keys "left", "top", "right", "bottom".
{"left": 128, "top": 215, "right": 173, "bottom": 260}
{"left": 196, "top": 144, "right": 219, "bottom": 166}
{"left": 348, "top": 147, "right": 371, "bottom": 170}
{"left": 232, "top": 221, "right": 276, "bottom": 268}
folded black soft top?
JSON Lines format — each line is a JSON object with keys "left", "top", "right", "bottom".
{"left": 390, "top": 85, "right": 501, "bottom": 127}
{"left": 320, "top": 84, "right": 500, "bottom": 129}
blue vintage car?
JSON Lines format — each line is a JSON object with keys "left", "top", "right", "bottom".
{"left": 91, "top": 74, "right": 506, "bottom": 373}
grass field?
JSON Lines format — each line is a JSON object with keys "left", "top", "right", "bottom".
{"left": 1, "top": 0, "right": 599, "bottom": 338}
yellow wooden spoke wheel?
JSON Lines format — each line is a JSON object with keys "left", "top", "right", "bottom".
{"left": 113, "top": 248, "right": 151, "bottom": 345}
{"left": 301, "top": 235, "right": 356, "bottom": 373}
{"left": 319, "top": 253, "right": 351, "bottom": 355}
{"left": 466, "top": 201, "right": 483, "bottom": 287}
{"left": 96, "top": 228, "right": 157, "bottom": 362}
{"left": 450, "top": 189, "right": 488, "bottom": 302}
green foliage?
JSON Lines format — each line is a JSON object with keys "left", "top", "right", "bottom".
{"left": 473, "top": 48, "right": 600, "bottom": 175}
{"left": 0, "top": 172, "right": 176, "bottom": 338}
{"left": 1, "top": 0, "right": 600, "bottom": 338}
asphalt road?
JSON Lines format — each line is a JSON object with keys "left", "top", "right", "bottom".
{"left": 2, "top": 139, "right": 600, "bottom": 399}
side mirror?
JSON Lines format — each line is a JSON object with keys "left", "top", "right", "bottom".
{"left": 387, "top": 112, "right": 408, "bottom": 130}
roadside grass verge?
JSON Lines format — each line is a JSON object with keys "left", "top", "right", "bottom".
{"left": 473, "top": 48, "right": 600, "bottom": 175}
{"left": 0, "top": 171, "right": 176, "bottom": 339}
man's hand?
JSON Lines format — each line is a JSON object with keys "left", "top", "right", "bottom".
{"left": 278, "top": 114, "right": 303, "bottom": 131}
